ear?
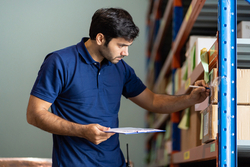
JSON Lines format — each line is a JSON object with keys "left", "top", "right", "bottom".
{"left": 96, "top": 33, "right": 105, "bottom": 45}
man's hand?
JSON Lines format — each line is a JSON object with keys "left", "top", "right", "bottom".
{"left": 189, "top": 80, "right": 210, "bottom": 104}
{"left": 80, "top": 124, "right": 115, "bottom": 145}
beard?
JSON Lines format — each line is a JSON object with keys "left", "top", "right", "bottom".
{"left": 98, "top": 46, "right": 124, "bottom": 64}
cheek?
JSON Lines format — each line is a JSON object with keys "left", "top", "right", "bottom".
{"left": 108, "top": 48, "right": 120, "bottom": 56}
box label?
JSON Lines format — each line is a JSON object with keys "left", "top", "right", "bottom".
{"left": 204, "top": 112, "right": 209, "bottom": 136}
{"left": 184, "top": 151, "right": 190, "bottom": 160}
{"left": 185, "top": 78, "right": 191, "bottom": 90}
{"left": 210, "top": 143, "right": 215, "bottom": 152}
{"left": 185, "top": 5, "right": 192, "bottom": 22}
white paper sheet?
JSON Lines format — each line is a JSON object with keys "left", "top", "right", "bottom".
{"left": 104, "top": 127, "right": 165, "bottom": 135}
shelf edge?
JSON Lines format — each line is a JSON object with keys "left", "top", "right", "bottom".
{"left": 172, "top": 140, "right": 217, "bottom": 164}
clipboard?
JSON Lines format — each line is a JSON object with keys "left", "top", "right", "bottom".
{"left": 104, "top": 127, "right": 165, "bottom": 135}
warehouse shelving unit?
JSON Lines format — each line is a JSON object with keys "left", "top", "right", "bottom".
{"left": 145, "top": 0, "right": 250, "bottom": 166}
{"left": 148, "top": 0, "right": 207, "bottom": 93}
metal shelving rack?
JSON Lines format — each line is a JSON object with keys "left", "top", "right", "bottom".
{"left": 218, "top": 0, "right": 237, "bottom": 166}
{"left": 145, "top": 0, "right": 250, "bottom": 166}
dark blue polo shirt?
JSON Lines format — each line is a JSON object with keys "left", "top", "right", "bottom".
{"left": 31, "top": 38, "right": 146, "bottom": 167}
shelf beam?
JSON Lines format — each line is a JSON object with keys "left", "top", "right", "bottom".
{"left": 172, "top": 140, "right": 218, "bottom": 164}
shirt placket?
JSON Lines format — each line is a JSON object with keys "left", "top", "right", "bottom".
{"left": 94, "top": 62, "right": 102, "bottom": 89}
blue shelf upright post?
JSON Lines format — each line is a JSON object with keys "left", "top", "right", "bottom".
{"left": 218, "top": 0, "right": 237, "bottom": 167}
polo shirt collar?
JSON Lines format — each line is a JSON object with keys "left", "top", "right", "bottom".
{"left": 76, "top": 38, "right": 112, "bottom": 66}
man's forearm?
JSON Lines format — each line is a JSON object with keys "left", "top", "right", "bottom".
{"left": 129, "top": 88, "right": 195, "bottom": 114}
{"left": 130, "top": 83, "right": 209, "bottom": 114}
{"left": 152, "top": 94, "right": 194, "bottom": 114}
{"left": 26, "top": 95, "right": 115, "bottom": 145}
{"left": 27, "top": 108, "right": 83, "bottom": 137}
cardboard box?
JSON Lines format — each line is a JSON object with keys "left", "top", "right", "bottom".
{"left": 237, "top": 21, "right": 250, "bottom": 38}
{"left": 210, "top": 69, "right": 250, "bottom": 104}
{"left": 186, "top": 52, "right": 194, "bottom": 79}
{"left": 186, "top": 35, "right": 214, "bottom": 53}
{"left": 208, "top": 40, "right": 218, "bottom": 72}
{"left": 209, "top": 68, "right": 218, "bottom": 104}
{"left": 237, "top": 69, "right": 250, "bottom": 104}
{"left": 201, "top": 105, "right": 250, "bottom": 143}
{"left": 174, "top": 68, "right": 181, "bottom": 93}
{"left": 186, "top": 36, "right": 216, "bottom": 78}
{"left": 181, "top": 106, "right": 201, "bottom": 151}
{"left": 201, "top": 105, "right": 218, "bottom": 143}
{"left": 196, "top": 38, "right": 216, "bottom": 69}
{"left": 186, "top": 36, "right": 200, "bottom": 53}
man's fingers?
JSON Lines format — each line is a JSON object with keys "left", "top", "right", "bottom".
{"left": 96, "top": 124, "right": 110, "bottom": 131}
{"left": 195, "top": 80, "right": 207, "bottom": 87}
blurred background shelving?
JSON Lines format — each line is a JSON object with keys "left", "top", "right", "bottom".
{"left": 144, "top": 0, "right": 250, "bottom": 166}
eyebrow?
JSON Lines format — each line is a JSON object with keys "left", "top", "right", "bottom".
{"left": 118, "top": 43, "right": 133, "bottom": 47}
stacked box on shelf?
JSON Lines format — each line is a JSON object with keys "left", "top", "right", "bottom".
{"left": 185, "top": 36, "right": 216, "bottom": 78}
{"left": 237, "top": 21, "right": 250, "bottom": 38}
{"left": 208, "top": 39, "right": 218, "bottom": 72}
{"left": 201, "top": 105, "right": 250, "bottom": 143}
{"left": 177, "top": 37, "right": 217, "bottom": 151}
{"left": 195, "top": 38, "right": 216, "bottom": 67}
{"left": 180, "top": 105, "right": 201, "bottom": 151}
{"left": 186, "top": 41, "right": 196, "bottom": 78}
{"left": 237, "top": 69, "right": 250, "bottom": 104}
{"left": 209, "top": 68, "right": 218, "bottom": 104}
{"left": 210, "top": 69, "right": 250, "bottom": 104}
{"left": 202, "top": 69, "right": 250, "bottom": 143}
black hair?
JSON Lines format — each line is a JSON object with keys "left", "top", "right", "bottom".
{"left": 89, "top": 8, "right": 139, "bottom": 46}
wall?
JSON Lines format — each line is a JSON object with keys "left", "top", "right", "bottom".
{"left": 0, "top": 0, "right": 148, "bottom": 166}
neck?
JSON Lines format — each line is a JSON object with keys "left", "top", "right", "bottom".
{"left": 84, "top": 39, "right": 104, "bottom": 63}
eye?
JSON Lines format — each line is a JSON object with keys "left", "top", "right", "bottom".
{"left": 118, "top": 44, "right": 124, "bottom": 48}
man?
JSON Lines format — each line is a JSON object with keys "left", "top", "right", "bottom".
{"left": 27, "top": 8, "right": 209, "bottom": 167}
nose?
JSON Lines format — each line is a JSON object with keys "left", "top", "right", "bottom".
{"left": 121, "top": 47, "right": 129, "bottom": 56}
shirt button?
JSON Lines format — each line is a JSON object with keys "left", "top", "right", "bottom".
{"left": 99, "top": 73, "right": 100, "bottom": 75}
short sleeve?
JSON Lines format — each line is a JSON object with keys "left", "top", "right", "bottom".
{"left": 31, "top": 53, "right": 65, "bottom": 103}
{"left": 122, "top": 62, "right": 146, "bottom": 98}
